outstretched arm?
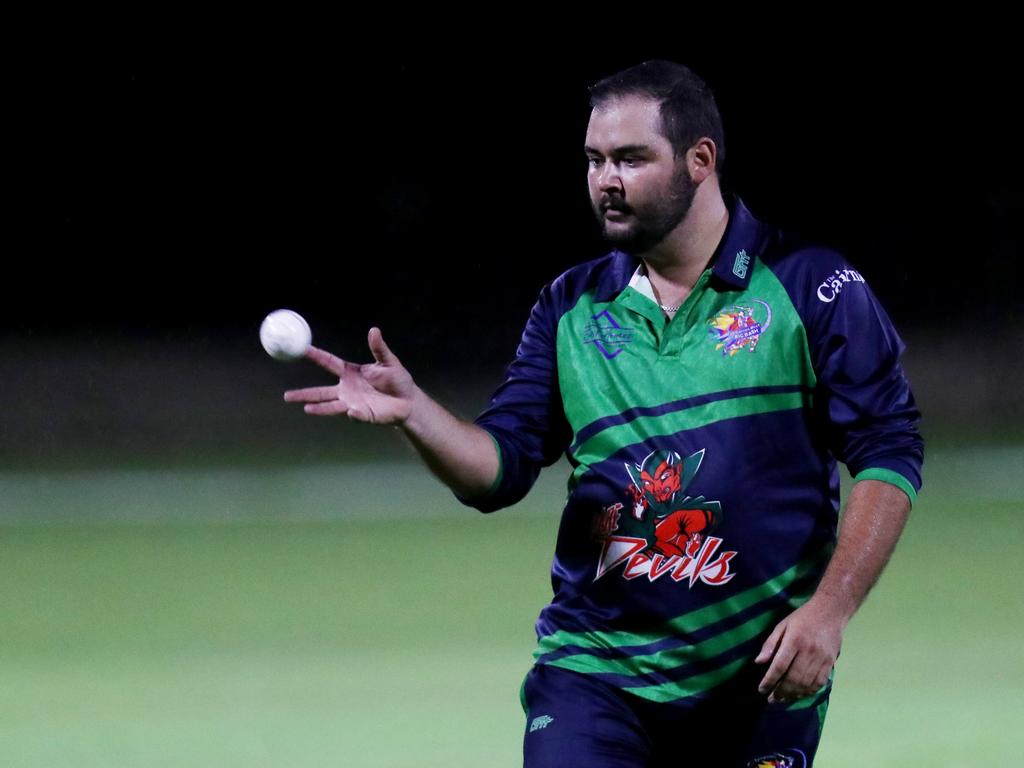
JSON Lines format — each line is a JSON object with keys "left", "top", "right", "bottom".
{"left": 283, "top": 327, "right": 499, "bottom": 500}
{"left": 755, "top": 479, "right": 912, "bottom": 703}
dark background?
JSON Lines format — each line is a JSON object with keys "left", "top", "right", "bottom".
{"left": 5, "top": 34, "right": 1022, "bottom": 465}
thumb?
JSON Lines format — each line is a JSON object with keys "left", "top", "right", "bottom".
{"left": 368, "top": 327, "right": 399, "bottom": 365}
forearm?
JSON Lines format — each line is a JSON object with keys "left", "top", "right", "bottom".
{"left": 810, "top": 478, "right": 912, "bottom": 624}
{"left": 756, "top": 478, "right": 912, "bottom": 699}
{"left": 399, "top": 386, "right": 500, "bottom": 499}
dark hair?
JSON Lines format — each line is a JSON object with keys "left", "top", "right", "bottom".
{"left": 588, "top": 60, "right": 725, "bottom": 171}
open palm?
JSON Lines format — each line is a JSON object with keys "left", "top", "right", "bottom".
{"left": 284, "top": 327, "right": 415, "bottom": 425}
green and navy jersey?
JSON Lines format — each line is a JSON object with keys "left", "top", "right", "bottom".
{"left": 459, "top": 195, "right": 923, "bottom": 707}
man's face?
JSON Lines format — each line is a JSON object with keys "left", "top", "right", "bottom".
{"left": 640, "top": 458, "right": 682, "bottom": 502}
{"left": 584, "top": 96, "right": 697, "bottom": 254}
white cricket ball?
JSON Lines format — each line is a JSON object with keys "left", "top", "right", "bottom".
{"left": 260, "top": 309, "right": 312, "bottom": 361}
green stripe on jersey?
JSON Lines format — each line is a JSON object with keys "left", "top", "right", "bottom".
{"left": 535, "top": 553, "right": 827, "bottom": 704}
{"left": 544, "top": 606, "right": 780, "bottom": 678}
{"left": 571, "top": 389, "right": 810, "bottom": 481}
{"left": 555, "top": 259, "right": 816, "bottom": 455}
{"left": 535, "top": 552, "right": 825, "bottom": 658}
{"left": 625, "top": 656, "right": 750, "bottom": 703}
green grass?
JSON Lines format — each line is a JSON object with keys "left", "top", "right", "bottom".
{"left": 1, "top": 448, "right": 1021, "bottom": 766}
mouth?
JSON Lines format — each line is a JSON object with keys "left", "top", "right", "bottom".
{"left": 603, "top": 207, "right": 629, "bottom": 220}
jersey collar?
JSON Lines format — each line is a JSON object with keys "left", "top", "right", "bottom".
{"left": 594, "top": 194, "right": 771, "bottom": 303}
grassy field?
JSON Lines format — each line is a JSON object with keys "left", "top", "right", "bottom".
{"left": 1, "top": 446, "right": 1021, "bottom": 766}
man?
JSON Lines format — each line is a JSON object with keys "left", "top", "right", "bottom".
{"left": 284, "top": 61, "right": 923, "bottom": 767}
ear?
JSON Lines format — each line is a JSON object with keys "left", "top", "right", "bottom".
{"left": 687, "top": 138, "right": 718, "bottom": 183}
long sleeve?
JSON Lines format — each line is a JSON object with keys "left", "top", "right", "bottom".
{"left": 456, "top": 280, "right": 572, "bottom": 512}
{"left": 804, "top": 259, "right": 924, "bottom": 503}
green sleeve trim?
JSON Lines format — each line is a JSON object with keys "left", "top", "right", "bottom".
{"left": 853, "top": 468, "right": 917, "bottom": 506}
{"left": 483, "top": 430, "right": 504, "bottom": 497}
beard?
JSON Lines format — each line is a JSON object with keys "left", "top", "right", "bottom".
{"left": 594, "top": 166, "right": 698, "bottom": 255}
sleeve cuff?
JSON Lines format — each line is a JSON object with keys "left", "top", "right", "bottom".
{"left": 853, "top": 467, "right": 917, "bottom": 506}
{"left": 482, "top": 430, "right": 504, "bottom": 497}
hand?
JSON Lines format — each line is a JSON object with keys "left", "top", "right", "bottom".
{"left": 754, "top": 598, "right": 845, "bottom": 704}
{"left": 283, "top": 327, "right": 417, "bottom": 425}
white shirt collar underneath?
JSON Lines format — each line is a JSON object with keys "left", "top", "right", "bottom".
{"left": 626, "top": 262, "right": 658, "bottom": 304}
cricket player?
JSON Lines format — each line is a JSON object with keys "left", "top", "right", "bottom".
{"left": 284, "top": 60, "right": 923, "bottom": 767}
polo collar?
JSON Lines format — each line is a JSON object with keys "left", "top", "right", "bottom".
{"left": 710, "top": 193, "right": 770, "bottom": 289}
{"left": 593, "top": 194, "right": 771, "bottom": 303}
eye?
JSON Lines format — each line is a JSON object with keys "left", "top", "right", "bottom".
{"left": 624, "top": 157, "right": 642, "bottom": 167}
{"left": 660, "top": 471, "right": 671, "bottom": 481}
{"left": 587, "top": 157, "right": 603, "bottom": 168}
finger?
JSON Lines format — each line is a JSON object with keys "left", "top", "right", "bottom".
{"left": 304, "top": 345, "right": 350, "bottom": 376}
{"left": 809, "top": 659, "right": 832, "bottom": 692}
{"left": 303, "top": 401, "right": 351, "bottom": 416}
{"left": 759, "top": 639, "right": 797, "bottom": 696}
{"left": 755, "top": 622, "right": 784, "bottom": 664}
{"left": 367, "top": 327, "right": 399, "bottom": 366}
{"left": 284, "top": 386, "right": 338, "bottom": 403}
{"left": 772, "top": 654, "right": 812, "bottom": 702}
{"left": 796, "top": 656, "right": 825, "bottom": 693}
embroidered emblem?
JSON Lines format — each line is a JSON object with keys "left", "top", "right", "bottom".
{"left": 529, "top": 715, "right": 554, "bottom": 732}
{"left": 706, "top": 299, "right": 772, "bottom": 356}
{"left": 583, "top": 310, "right": 635, "bottom": 359}
{"left": 732, "top": 249, "right": 750, "bottom": 279}
{"left": 747, "top": 749, "right": 806, "bottom": 767}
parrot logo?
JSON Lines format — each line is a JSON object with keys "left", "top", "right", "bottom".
{"left": 707, "top": 299, "right": 772, "bottom": 356}
{"left": 747, "top": 751, "right": 805, "bottom": 768}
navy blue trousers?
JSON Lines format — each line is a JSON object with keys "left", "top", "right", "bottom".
{"left": 522, "top": 663, "right": 829, "bottom": 767}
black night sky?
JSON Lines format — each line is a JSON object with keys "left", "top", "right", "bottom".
{"left": 10, "top": 34, "right": 1022, "bottom": 370}
{"left": 3, "top": 27, "right": 1022, "bottom": 466}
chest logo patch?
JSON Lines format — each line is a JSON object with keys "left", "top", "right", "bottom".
{"left": 593, "top": 448, "right": 737, "bottom": 587}
{"left": 707, "top": 299, "right": 772, "bottom": 356}
{"left": 582, "top": 310, "right": 635, "bottom": 360}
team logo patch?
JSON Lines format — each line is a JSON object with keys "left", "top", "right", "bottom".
{"left": 732, "top": 249, "right": 750, "bottom": 279}
{"left": 707, "top": 300, "right": 772, "bottom": 356}
{"left": 747, "top": 750, "right": 806, "bottom": 767}
{"left": 583, "top": 309, "right": 635, "bottom": 359}
{"left": 593, "top": 448, "right": 737, "bottom": 586}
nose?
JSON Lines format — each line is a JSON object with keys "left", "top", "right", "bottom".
{"left": 596, "top": 161, "right": 623, "bottom": 194}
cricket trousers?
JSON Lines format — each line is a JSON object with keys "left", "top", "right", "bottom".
{"left": 521, "top": 662, "right": 829, "bottom": 768}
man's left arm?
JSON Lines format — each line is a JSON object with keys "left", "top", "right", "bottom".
{"left": 755, "top": 250, "right": 924, "bottom": 704}
{"left": 755, "top": 479, "right": 911, "bottom": 702}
